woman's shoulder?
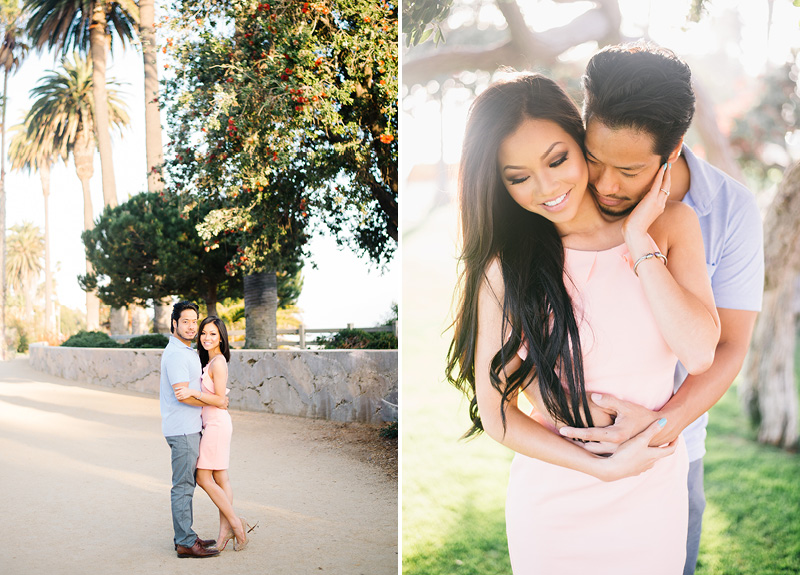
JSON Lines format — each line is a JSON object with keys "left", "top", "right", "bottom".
{"left": 208, "top": 355, "right": 229, "bottom": 374}
{"left": 651, "top": 200, "right": 701, "bottom": 245}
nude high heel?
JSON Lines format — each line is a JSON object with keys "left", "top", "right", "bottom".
{"left": 217, "top": 529, "right": 235, "bottom": 551}
{"left": 234, "top": 516, "right": 249, "bottom": 551}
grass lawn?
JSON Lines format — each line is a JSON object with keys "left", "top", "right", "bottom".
{"left": 402, "top": 202, "right": 800, "bottom": 574}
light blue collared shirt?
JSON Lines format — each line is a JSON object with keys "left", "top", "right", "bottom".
{"left": 676, "top": 144, "right": 765, "bottom": 461}
{"left": 160, "top": 336, "right": 203, "bottom": 437}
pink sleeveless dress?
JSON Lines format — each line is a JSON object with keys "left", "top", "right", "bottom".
{"left": 505, "top": 243, "right": 689, "bottom": 574}
{"left": 196, "top": 356, "right": 232, "bottom": 470}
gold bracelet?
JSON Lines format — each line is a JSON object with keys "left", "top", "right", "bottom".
{"left": 633, "top": 251, "right": 668, "bottom": 277}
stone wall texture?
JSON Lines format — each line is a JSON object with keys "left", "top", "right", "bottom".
{"left": 29, "top": 344, "right": 397, "bottom": 424}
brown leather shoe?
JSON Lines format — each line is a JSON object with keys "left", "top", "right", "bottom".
{"left": 176, "top": 540, "right": 221, "bottom": 558}
{"left": 174, "top": 537, "right": 217, "bottom": 551}
{"left": 196, "top": 536, "right": 217, "bottom": 548}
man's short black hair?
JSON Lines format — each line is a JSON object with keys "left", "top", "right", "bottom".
{"left": 582, "top": 41, "right": 695, "bottom": 162}
{"left": 171, "top": 300, "right": 199, "bottom": 333}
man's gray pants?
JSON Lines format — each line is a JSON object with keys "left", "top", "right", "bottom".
{"left": 683, "top": 458, "right": 706, "bottom": 575}
{"left": 166, "top": 433, "right": 201, "bottom": 548}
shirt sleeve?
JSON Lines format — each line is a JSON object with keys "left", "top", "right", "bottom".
{"left": 710, "top": 191, "right": 764, "bottom": 311}
{"left": 165, "top": 352, "right": 190, "bottom": 386}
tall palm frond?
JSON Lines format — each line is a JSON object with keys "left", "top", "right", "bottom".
{"left": 25, "top": 0, "right": 140, "bottom": 209}
{"left": 6, "top": 222, "right": 43, "bottom": 295}
{"left": 26, "top": 52, "right": 129, "bottom": 160}
{"left": 23, "top": 0, "right": 137, "bottom": 56}
{"left": 8, "top": 118, "right": 60, "bottom": 173}
{"left": 0, "top": 26, "right": 28, "bottom": 74}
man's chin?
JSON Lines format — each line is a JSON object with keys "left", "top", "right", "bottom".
{"left": 595, "top": 200, "right": 634, "bottom": 219}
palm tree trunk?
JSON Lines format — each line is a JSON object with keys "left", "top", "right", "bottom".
{"left": 244, "top": 271, "right": 277, "bottom": 349}
{"left": 23, "top": 274, "right": 33, "bottom": 325}
{"left": 74, "top": 121, "right": 100, "bottom": 330}
{"left": 81, "top": 176, "right": 100, "bottom": 331}
{"left": 40, "top": 163, "right": 53, "bottom": 335}
{"left": 140, "top": 0, "right": 164, "bottom": 194}
{"left": 90, "top": 1, "right": 118, "bottom": 208}
{"left": 0, "top": 67, "right": 7, "bottom": 359}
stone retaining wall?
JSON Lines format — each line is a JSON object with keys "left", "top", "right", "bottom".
{"left": 29, "top": 344, "right": 397, "bottom": 424}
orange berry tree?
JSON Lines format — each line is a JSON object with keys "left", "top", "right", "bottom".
{"left": 161, "top": 0, "right": 398, "bottom": 275}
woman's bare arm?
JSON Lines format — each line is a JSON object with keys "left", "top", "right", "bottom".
{"left": 474, "top": 259, "right": 675, "bottom": 481}
{"left": 623, "top": 164, "right": 720, "bottom": 373}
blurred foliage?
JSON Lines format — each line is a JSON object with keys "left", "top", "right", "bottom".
{"left": 687, "top": 0, "right": 712, "bottom": 23}
{"left": 121, "top": 333, "right": 170, "bottom": 348}
{"left": 317, "top": 327, "right": 397, "bottom": 349}
{"left": 61, "top": 330, "right": 119, "bottom": 348}
{"left": 730, "top": 56, "right": 800, "bottom": 187}
{"left": 59, "top": 304, "right": 86, "bottom": 338}
{"left": 402, "top": 0, "right": 450, "bottom": 46}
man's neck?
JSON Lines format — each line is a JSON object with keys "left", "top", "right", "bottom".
{"left": 173, "top": 334, "right": 193, "bottom": 347}
{"left": 668, "top": 154, "right": 691, "bottom": 203}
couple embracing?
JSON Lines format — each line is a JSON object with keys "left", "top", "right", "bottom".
{"left": 448, "top": 42, "right": 763, "bottom": 573}
{"left": 159, "top": 300, "right": 252, "bottom": 558}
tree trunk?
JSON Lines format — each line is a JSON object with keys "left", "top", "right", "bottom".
{"left": 204, "top": 282, "right": 218, "bottom": 318}
{"left": 740, "top": 160, "right": 800, "bottom": 448}
{"left": 0, "top": 67, "right": 7, "bottom": 359}
{"left": 23, "top": 274, "right": 33, "bottom": 325}
{"left": 74, "top": 120, "right": 100, "bottom": 330}
{"left": 109, "top": 306, "right": 128, "bottom": 335}
{"left": 140, "top": 0, "right": 164, "bottom": 194}
{"left": 244, "top": 271, "right": 277, "bottom": 349}
{"left": 41, "top": 164, "right": 53, "bottom": 335}
{"left": 130, "top": 304, "right": 149, "bottom": 334}
{"left": 90, "top": 2, "right": 118, "bottom": 208}
{"left": 153, "top": 297, "right": 172, "bottom": 333}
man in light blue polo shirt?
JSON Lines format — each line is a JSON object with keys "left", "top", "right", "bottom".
{"left": 558, "top": 42, "right": 764, "bottom": 575}
{"left": 160, "top": 300, "right": 227, "bottom": 558}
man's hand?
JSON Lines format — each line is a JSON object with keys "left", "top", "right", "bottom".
{"left": 174, "top": 386, "right": 195, "bottom": 401}
{"left": 559, "top": 393, "right": 659, "bottom": 454}
{"left": 599, "top": 418, "right": 677, "bottom": 482}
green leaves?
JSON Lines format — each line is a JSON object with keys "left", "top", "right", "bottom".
{"left": 402, "top": 0, "right": 450, "bottom": 47}
{"left": 161, "top": 0, "right": 397, "bottom": 267}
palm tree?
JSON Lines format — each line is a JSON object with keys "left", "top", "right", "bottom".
{"left": 24, "top": 0, "right": 138, "bottom": 209}
{"left": 6, "top": 222, "right": 44, "bottom": 325}
{"left": 8, "top": 119, "right": 59, "bottom": 335}
{"left": 26, "top": 53, "right": 129, "bottom": 329}
{"left": 0, "top": 4, "right": 29, "bottom": 359}
{"left": 139, "top": 0, "right": 162, "bottom": 194}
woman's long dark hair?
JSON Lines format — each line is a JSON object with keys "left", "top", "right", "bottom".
{"left": 445, "top": 72, "right": 594, "bottom": 438}
{"left": 198, "top": 315, "right": 231, "bottom": 369}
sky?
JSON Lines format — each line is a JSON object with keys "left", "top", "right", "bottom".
{"left": 5, "top": 26, "right": 398, "bottom": 331}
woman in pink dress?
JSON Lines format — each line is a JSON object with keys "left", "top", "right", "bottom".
{"left": 175, "top": 316, "right": 249, "bottom": 551}
{"left": 446, "top": 73, "right": 720, "bottom": 573}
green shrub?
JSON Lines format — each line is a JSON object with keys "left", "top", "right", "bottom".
{"left": 61, "top": 330, "right": 120, "bottom": 348}
{"left": 380, "top": 421, "right": 398, "bottom": 439}
{"left": 121, "top": 333, "right": 170, "bottom": 348}
{"left": 17, "top": 330, "right": 29, "bottom": 354}
{"left": 316, "top": 328, "right": 397, "bottom": 349}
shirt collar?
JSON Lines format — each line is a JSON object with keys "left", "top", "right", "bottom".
{"left": 681, "top": 143, "right": 715, "bottom": 216}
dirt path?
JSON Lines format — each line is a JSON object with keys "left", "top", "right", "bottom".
{"left": 0, "top": 358, "right": 397, "bottom": 575}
